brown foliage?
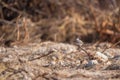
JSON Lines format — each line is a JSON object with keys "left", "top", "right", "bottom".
{"left": 0, "top": 0, "right": 119, "bottom": 45}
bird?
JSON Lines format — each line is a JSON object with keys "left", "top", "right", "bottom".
{"left": 75, "top": 38, "right": 84, "bottom": 47}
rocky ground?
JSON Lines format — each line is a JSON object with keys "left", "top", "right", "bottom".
{"left": 0, "top": 41, "right": 120, "bottom": 80}
{"left": 0, "top": 0, "right": 120, "bottom": 80}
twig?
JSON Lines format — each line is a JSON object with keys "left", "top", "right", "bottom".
{"left": 102, "top": 40, "right": 120, "bottom": 53}
{"left": 23, "top": 17, "right": 29, "bottom": 42}
{"left": 0, "top": 1, "right": 31, "bottom": 17}
{"left": 0, "top": 33, "right": 5, "bottom": 41}
{"left": 110, "top": 40, "right": 120, "bottom": 48}
{"left": 29, "top": 51, "right": 54, "bottom": 61}
{"left": 0, "top": 19, "right": 15, "bottom": 25}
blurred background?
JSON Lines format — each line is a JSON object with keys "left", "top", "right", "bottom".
{"left": 0, "top": 0, "right": 119, "bottom": 46}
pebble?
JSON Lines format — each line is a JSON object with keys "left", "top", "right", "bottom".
{"left": 0, "top": 47, "right": 6, "bottom": 53}
{"left": 85, "top": 60, "right": 98, "bottom": 67}
{"left": 95, "top": 52, "right": 108, "bottom": 62}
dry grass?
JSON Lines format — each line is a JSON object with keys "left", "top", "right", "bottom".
{"left": 0, "top": 0, "right": 119, "bottom": 46}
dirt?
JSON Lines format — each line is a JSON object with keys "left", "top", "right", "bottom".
{"left": 0, "top": 41, "right": 120, "bottom": 80}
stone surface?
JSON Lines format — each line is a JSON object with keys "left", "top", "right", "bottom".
{"left": 0, "top": 41, "right": 120, "bottom": 80}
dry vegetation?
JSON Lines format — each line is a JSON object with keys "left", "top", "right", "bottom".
{"left": 0, "top": 0, "right": 119, "bottom": 44}
{"left": 0, "top": 0, "right": 120, "bottom": 80}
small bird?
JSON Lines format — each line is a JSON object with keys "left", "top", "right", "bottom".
{"left": 75, "top": 38, "right": 84, "bottom": 47}
{"left": 75, "top": 38, "right": 91, "bottom": 59}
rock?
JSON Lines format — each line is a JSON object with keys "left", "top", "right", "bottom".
{"left": 0, "top": 47, "right": 6, "bottom": 53}
{"left": 113, "top": 55, "right": 120, "bottom": 60}
{"left": 95, "top": 52, "right": 108, "bottom": 62}
{"left": 85, "top": 60, "right": 98, "bottom": 68}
